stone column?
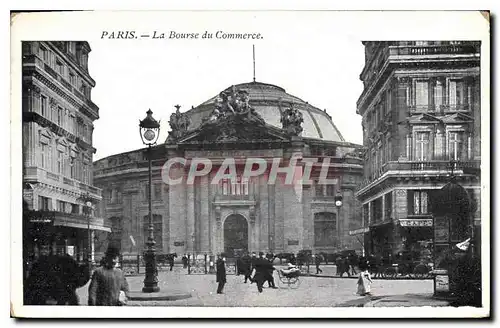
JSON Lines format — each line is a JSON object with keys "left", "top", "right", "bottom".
{"left": 200, "top": 175, "right": 210, "bottom": 252}
{"left": 186, "top": 182, "right": 195, "bottom": 252}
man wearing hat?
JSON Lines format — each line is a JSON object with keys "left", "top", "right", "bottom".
{"left": 252, "top": 252, "right": 277, "bottom": 292}
{"left": 88, "top": 246, "right": 129, "bottom": 306}
{"left": 215, "top": 253, "right": 226, "bottom": 294}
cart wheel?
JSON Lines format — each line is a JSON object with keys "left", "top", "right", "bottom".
{"left": 289, "top": 277, "right": 301, "bottom": 289}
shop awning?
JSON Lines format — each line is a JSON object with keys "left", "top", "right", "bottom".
{"left": 348, "top": 227, "right": 370, "bottom": 236}
{"left": 24, "top": 210, "right": 111, "bottom": 232}
{"left": 53, "top": 218, "right": 111, "bottom": 232}
{"left": 398, "top": 218, "right": 433, "bottom": 227}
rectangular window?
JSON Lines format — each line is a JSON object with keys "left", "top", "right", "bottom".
{"left": 40, "top": 95, "right": 47, "bottom": 117}
{"left": 70, "top": 158, "right": 75, "bottom": 178}
{"left": 39, "top": 45, "right": 49, "bottom": 62}
{"left": 325, "top": 184, "right": 335, "bottom": 197}
{"left": 449, "top": 80, "right": 465, "bottom": 109}
{"left": 71, "top": 204, "right": 79, "bottom": 214}
{"left": 154, "top": 183, "right": 162, "bottom": 200}
{"left": 409, "top": 190, "right": 429, "bottom": 215}
{"left": 434, "top": 80, "right": 443, "bottom": 110}
{"left": 143, "top": 184, "right": 150, "bottom": 201}
{"left": 57, "top": 200, "right": 66, "bottom": 212}
{"left": 315, "top": 181, "right": 324, "bottom": 197}
{"left": 57, "top": 151, "right": 63, "bottom": 174}
{"left": 56, "top": 59, "right": 64, "bottom": 76}
{"left": 314, "top": 212, "right": 337, "bottom": 247}
{"left": 415, "top": 132, "right": 430, "bottom": 161}
{"left": 38, "top": 196, "right": 50, "bottom": 211}
{"left": 415, "top": 81, "right": 429, "bottom": 108}
{"left": 384, "top": 192, "right": 393, "bottom": 220}
{"left": 57, "top": 106, "right": 63, "bottom": 125}
{"left": 69, "top": 71, "right": 76, "bottom": 86}
{"left": 222, "top": 179, "right": 229, "bottom": 195}
{"left": 448, "top": 131, "right": 465, "bottom": 161}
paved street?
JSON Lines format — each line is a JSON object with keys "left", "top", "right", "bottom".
{"left": 77, "top": 266, "right": 440, "bottom": 307}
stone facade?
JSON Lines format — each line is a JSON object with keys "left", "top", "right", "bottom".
{"left": 94, "top": 82, "right": 364, "bottom": 258}
{"left": 355, "top": 41, "right": 481, "bottom": 260}
{"left": 22, "top": 41, "right": 105, "bottom": 264}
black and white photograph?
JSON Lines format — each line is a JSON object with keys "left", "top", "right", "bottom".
{"left": 9, "top": 9, "right": 490, "bottom": 318}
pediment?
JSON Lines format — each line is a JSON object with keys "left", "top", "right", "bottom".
{"left": 441, "top": 113, "right": 474, "bottom": 124}
{"left": 408, "top": 113, "right": 442, "bottom": 124}
{"left": 177, "top": 113, "right": 287, "bottom": 144}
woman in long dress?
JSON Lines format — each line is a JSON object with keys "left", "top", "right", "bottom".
{"left": 357, "top": 263, "right": 373, "bottom": 296}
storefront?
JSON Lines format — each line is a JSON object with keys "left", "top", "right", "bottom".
{"left": 23, "top": 210, "right": 111, "bottom": 267}
{"left": 397, "top": 217, "right": 434, "bottom": 266}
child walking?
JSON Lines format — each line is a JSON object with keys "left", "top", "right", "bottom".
{"left": 357, "top": 263, "right": 373, "bottom": 296}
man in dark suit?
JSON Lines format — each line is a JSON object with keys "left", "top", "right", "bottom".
{"left": 215, "top": 254, "right": 226, "bottom": 294}
{"left": 252, "top": 252, "right": 277, "bottom": 292}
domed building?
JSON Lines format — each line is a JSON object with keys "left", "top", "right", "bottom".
{"left": 93, "top": 81, "right": 364, "bottom": 259}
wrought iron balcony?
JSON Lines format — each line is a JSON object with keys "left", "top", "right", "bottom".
{"left": 358, "top": 160, "right": 481, "bottom": 190}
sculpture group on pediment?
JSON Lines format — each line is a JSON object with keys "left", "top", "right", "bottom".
{"left": 168, "top": 105, "right": 191, "bottom": 143}
{"left": 208, "top": 86, "right": 259, "bottom": 123}
{"left": 280, "top": 105, "right": 304, "bottom": 136}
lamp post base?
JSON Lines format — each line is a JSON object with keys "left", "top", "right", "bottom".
{"left": 142, "top": 245, "right": 160, "bottom": 293}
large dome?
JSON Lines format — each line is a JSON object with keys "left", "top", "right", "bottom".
{"left": 183, "top": 81, "right": 345, "bottom": 142}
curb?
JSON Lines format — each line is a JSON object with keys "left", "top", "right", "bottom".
{"left": 128, "top": 291, "right": 192, "bottom": 301}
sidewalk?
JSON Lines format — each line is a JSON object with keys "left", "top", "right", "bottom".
{"left": 364, "top": 294, "right": 450, "bottom": 307}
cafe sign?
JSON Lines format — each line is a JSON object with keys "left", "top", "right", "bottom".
{"left": 399, "top": 218, "right": 433, "bottom": 227}
{"left": 26, "top": 211, "right": 54, "bottom": 224}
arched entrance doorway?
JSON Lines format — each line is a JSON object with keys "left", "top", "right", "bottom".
{"left": 223, "top": 214, "right": 248, "bottom": 257}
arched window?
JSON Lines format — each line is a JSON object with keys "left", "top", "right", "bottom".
{"left": 143, "top": 214, "right": 163, "bottom": 250}
{"left": 314, "top": 212, "right": 337, "bottom": 247}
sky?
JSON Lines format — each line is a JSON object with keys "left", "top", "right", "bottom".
{"left": 86, "top": 12, "right": 366, "bottom": 160}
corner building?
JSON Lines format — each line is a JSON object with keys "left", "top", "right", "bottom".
{"left": 354, "top": 41, "right": 481, "bottom": 262}
{"left": 94, "top": 82, "right": 364, "bottom": 258}
{"left": 22, "top": 41, "right": 106, "bottom": 263}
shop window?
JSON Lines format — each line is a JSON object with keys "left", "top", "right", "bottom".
{"left": 314, "top": 212, "right": 337, "bottom": 247}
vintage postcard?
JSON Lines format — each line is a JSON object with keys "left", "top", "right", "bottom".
{"left": 10, "top": 10, "right": 490, "bottom": 318}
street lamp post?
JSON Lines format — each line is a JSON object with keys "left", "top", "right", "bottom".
{"left": 334, "top": 191, "right": 343, "bottom": 251}
{"left": 78, "top": 192, "right": 94, "bottom": 275}
{"left": 139, "top": 109, "right": 161, "bottom": 293}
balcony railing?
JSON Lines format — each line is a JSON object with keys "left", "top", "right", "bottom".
{"left": 409, "top": 104, "right": 471, "bottom": 113}
{"left": 358, "top": 160, "right": 481, "bottom": 190}
{"left": 23, "top": 166, "right": 101, "bottom": 196}
{"left": 388, "top": 44, "right": 479, "bottom": 57}
{"left": 358, "top": 42, "right": 479, "bottom": 110}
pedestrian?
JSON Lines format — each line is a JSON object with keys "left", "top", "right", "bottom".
{"left": 252, "top": 252, "right": 276, "bottom": 293}
{"left": 24, "top": 244, "right": 89, "bottom": 305}
{"left": 215, "top": 254, "right": 226, "bottom": 294}
{"left": 314, "top": 254, "right": 323, "bottom": 274}
{"left": 248, "top": 252, "right": 257, "bottom": 284}
{"left": 357, "top": 263, "right": 373, "bottom": 296}
{"left": 265, "top": 256, "right": 278, "bottom": 289}
{"left": 182, "top": 254, "right": 188, "bottom": 269}
{"left": 241, "top": 252, "right": 252, "bottom": 283}
{"left": 88, "top": 246, "right": 129, "bottom": 306}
